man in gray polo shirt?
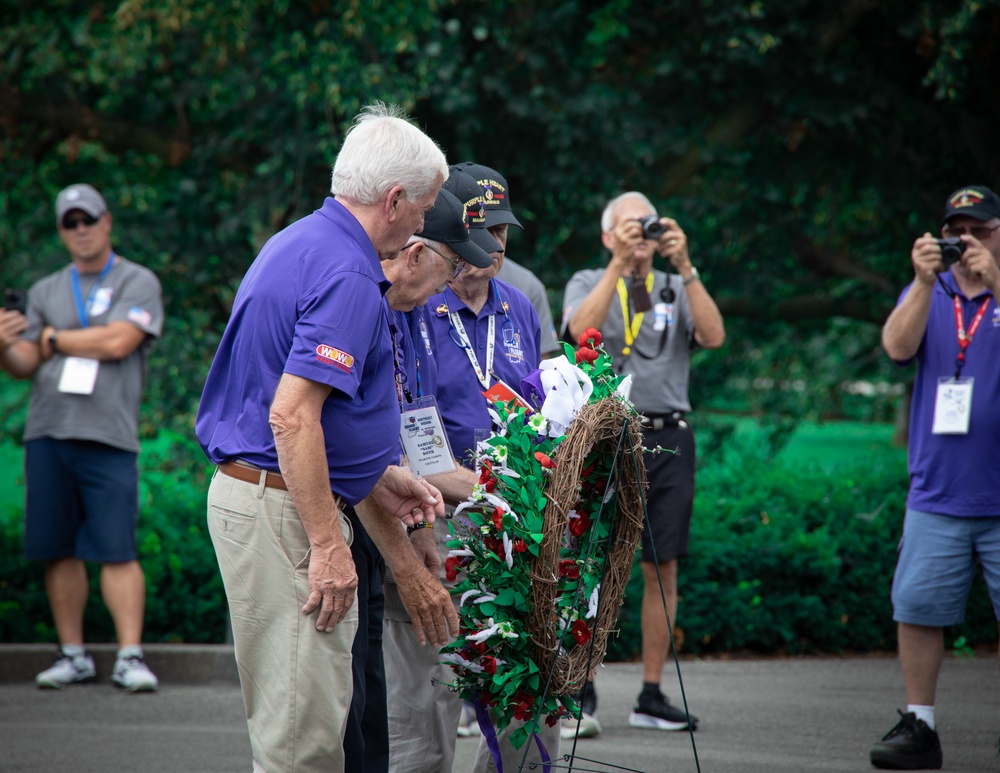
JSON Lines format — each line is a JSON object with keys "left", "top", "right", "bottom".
{"left": 561, "top": 191, "right": 725, "bottom": 738}
{"left": 0, "top": 183, "right": 163, "bottom": 693}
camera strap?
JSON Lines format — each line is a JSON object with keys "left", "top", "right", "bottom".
{"left": 616, "top": 274, "right": 655, "bottom": 356}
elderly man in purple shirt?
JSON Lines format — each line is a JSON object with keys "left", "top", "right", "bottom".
{"left": 196, "top": 104, "right": 458, "bottom": 773}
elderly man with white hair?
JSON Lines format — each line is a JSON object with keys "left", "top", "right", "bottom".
{"left": 196, "top": 103, "right": 457, "bottom": 773}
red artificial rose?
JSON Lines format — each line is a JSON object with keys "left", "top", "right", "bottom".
{"left": 484, "top": 536, "right": 504, "bottom": 557}
{"left": 559, "top": 559, "right": 580, "bottom": 579}
{"left": 513, "top": 539, "right": 528, "bottom": 553}
{"left": 484, "top": 478, "right": 496, "bottom": 493}
{"left": 534, "top": 451, "right": 557, "bottom": 469}
{"left": 445, "top": 556, "right": 463, "bottom": 582}
{"left": 482, "top": 655, "right": 498, "bottom": 675}
{"left": 568, "top": 513, "right": 592, "bottom": 537}
{"left": 470, "top": 641, "right": 488, "bottom": 656}
{"left": 575, "top": 347, "right": 599, "bottom": 364}
{"left": 571, "top": 619, "right": 592, "bottom": 645}
{"left": 577, "top": 327, "right": 602, "bottom": 349}
{"left": 491, "top": 506, "right": 504, "bottom": 531}
{"left": 512, "top": 693, "right": 535, "bottom": 721}
{"left": 580, "top": 462, "right": 596, "bottom": 477}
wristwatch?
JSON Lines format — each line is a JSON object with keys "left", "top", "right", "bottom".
{"left": 682, "top": 266, "right": 700, "bottom": 285}
{"left": 47, "top": 329, "right": 59, "bottom": 353}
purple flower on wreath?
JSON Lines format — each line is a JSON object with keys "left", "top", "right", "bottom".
{"left": 519, "top": 368, "right": 546, "bottom": 410}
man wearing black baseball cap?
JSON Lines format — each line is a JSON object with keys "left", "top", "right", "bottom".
{"left": 456, "top": 162, "right": 562, "bottom": 357}
{"left": 377, "top": 187, "right": 496, "bottom": 773}
{"left": 872, "top": 185, "right": 1000, "bottom": 770}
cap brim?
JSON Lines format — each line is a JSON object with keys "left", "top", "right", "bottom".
{"left": 942, "top": 207, "right": 997, "bottom": 226}
{"left": 449, "top": 237, "right": 494, "bottom": 269}
{"left": 469, "top": 227, "right": 503, "bottom": 255}
{"left": 484, "top": 210, "right": 523, "bottom": 230}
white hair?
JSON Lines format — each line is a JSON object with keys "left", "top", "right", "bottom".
{"left": 331, "top": 102, "right": 449, "bottom": 205}
{"left": 600, "top": 191, "right": 657, "bottom": 232}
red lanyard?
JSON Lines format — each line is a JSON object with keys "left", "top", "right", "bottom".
{"left": 952, "top": 295, "right": 992, "bottom": 377}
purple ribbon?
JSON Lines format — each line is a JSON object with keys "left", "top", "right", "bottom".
{"left": 474, "top": 702, "right": 552, "bottom": 773}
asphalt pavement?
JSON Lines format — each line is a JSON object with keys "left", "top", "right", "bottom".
{"left": 0, "top": 644, "right": 996, "bottom": 772}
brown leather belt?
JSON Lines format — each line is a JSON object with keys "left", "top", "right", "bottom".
{"left": 218, "top": 461, "right": 288, "bottom": 491}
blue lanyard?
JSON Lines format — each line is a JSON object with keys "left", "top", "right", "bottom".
{"left": 70, "top": 253, "right": 116, "bottom": 328}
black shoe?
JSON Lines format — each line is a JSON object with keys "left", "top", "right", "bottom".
{"left": 628, "top": 691, "right": 698, "bottom": 731}
{"left": 870, "top": 711, "right": 942, "bottom": 770}
{"left": 569, "top": 679, "right": 598, "bottom": 717}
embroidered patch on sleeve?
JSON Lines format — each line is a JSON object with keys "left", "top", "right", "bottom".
{"left": 127, "top": 306, "right": 153, "bottom": 327}
{"left": 316, "top": 344, "right": 355, "bottom": 372}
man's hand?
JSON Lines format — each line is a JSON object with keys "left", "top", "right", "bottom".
{"left": 394, "top": 560, "right": 458, "bottom": 647}
{"left": 0, "top": 309, "right": 27, "bottom": 352}
{"left": 301, "top": 540, "right": 358, "bottom": 632}
{"left": 608, "top": 216, "right": 645, "bottom": 274}
{"left": 656, "top": 218, "right": 692, "bottom": 273}
{"left": 371, "top": 465, "right": 445, "bottom": 527}
{"left": 409, "top": 526, "right": 443, "bottom": 576}
{"left": 960, "top": 235, "right": 1000, "bottom": 291}
{"left": 911, "top": 232, "right": 945, "bottom": 285}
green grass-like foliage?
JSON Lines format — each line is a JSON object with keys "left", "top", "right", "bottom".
{"left": 608, "top": 420, "right": 998, "bottom": 658}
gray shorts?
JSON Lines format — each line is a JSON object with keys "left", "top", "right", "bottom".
{"left": 891, "top": 508, "right": 1000, "bottom": 627}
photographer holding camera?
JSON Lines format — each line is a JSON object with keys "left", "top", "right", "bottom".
{"left": 872, "top": 185, "right": 1000, "bottom": 770}
{"left": 561, "top": 191, "right": 724, "bottom": 738}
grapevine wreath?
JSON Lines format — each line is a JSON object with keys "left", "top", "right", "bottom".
{"left": 441, "top": 329, "right": 648, "bottom": 751}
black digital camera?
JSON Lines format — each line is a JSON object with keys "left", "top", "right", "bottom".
{"left": 636, "top": 215, "right": 665, "bottom": 240}
{"left": 934, "top": 237, "right": 966, "bottom": 267}
{"left": 3, "top": 288, "right": 27, "bottom": 315}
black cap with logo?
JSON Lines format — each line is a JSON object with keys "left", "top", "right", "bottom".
{"left": 418, "top": 189, "right": 493, "bottom": 268}
{"left": 453, "top": 162, "right": 522, "bottom": 230}
{"left": 941, "top": 185, "right": 1000, "bottom": 225}
{"left": 442, "top": 169, "right": 503, "bottom": 255}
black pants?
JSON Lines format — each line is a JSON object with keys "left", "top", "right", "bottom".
{"left": 343, "top": 508, "right": 388, "bottom": 773}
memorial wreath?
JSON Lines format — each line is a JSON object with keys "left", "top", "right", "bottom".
{"left": 441, "top": 328, "right": 648, "bottom": 751}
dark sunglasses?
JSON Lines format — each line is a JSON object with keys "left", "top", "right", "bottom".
{"left": 61, "top": 213, "right": 100, "bottom": 230}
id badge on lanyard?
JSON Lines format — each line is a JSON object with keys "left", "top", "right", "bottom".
{"left": 399, "top": 395, "right": 456, "bottom": 477}
{"left": 932, "top": 377, "right": 973, "bottom": 434}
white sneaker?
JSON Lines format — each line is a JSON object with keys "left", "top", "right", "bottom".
{"left": 112, "top": 646, "right": 158, "bottom": 692}
{"left": 561, "top": 712, "right": 602, "bottom": 740}
{"left": 36, "top": 648, "right": 96, "bottom": 688}
{"left": 457, "top": 701, "right": 481, "bottom": 737}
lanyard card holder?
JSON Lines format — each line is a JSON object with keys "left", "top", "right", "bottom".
{"left": 399, "top": 395, "right": 456, "bottom": 477}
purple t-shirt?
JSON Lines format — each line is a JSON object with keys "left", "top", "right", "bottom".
{"left": 196, "top": 198, "right": 399, "bottom": 506}
{"left": 425, "top": 280, "right": 541, "bottom": 467}
{"left": 896, "top": 273, "right": 1000, "bottom": 516}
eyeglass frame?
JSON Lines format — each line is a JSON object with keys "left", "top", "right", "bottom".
{"left": 942, "top": 222, "right": 1000, "bottom": 241}
{"left": 410, "top": 240, "right": 465, "bottom": 278}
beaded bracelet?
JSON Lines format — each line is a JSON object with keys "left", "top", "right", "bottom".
{"left": 407, "top": 520, "right": 433, "bottom": 536}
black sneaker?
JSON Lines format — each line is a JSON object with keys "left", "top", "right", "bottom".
{"left": 869, "top": 711, "right": 942, "bottom": 770}
{"left": 628, "top": 690, "right": 698, "bottom": 731}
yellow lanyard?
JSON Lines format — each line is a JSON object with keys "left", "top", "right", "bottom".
{"left": 616, "top": 274, "right": 655, "bottom": 356}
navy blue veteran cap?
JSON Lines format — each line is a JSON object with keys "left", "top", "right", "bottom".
{"left": 453, "top": 162, "right": 522, "bottom": 230}
{"left": 442, "top": 169, "right": 502, "bottom": 255}
{"left": 418, "top": 189, "right": 493, "bottom": 268}
{"left": 941, "top": 185, "right": 1000, "bottom": 225}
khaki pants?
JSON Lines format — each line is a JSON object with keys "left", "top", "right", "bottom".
{"left": 208, "top": 469, "right": 358, "bottom": 773}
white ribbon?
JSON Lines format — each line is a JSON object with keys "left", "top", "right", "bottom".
{"left": 535, "top": 355, "right": 594, "bottom": 437}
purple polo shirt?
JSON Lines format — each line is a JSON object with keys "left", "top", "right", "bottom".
{"left": 196, "top": 198, "right": 399, "bottom": 506}
{"left": 389, "top": 304, "right": 439, "bottom": 404}
{"left": 895, "top": 273, "right": 1000, "bottom": 516}
{"left": 425, "top": 279, "right": 541, "bottom": 467}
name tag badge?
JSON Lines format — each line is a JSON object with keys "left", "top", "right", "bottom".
{"left": 399, "top": 396, "right": 456, "bottom": 477}
{"left": 932, "top": 376, "right": 973, "bottom": 435}
{"left": 652, "top": 302, "right": 669, "bottom": 332}
{"left": 57, "top": 357, "right": 100, "bottom": 395}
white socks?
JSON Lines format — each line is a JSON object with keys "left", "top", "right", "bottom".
{"left": 908, "top": 704, "right": 935, "bottom": 730}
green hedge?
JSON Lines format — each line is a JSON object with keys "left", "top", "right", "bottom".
{"left": 606, "top": 418, "right": 998, "bottom": 659}
{"left": 1, "top": 423, "right": 996, "bottom": 656}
